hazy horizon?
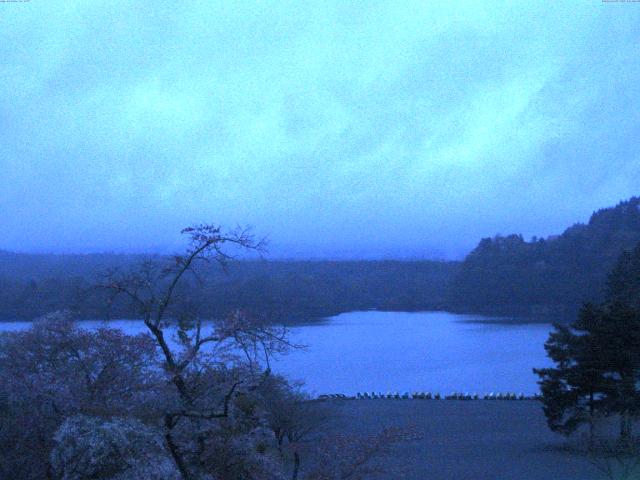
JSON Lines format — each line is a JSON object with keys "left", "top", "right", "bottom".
{"left": 2, "top": 2, "right": 639, "bottom": 259}
{"left": 0, "top": 195, "right": 634, "bottom": 261}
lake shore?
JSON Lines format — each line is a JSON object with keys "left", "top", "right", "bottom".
{"left": 1, "top": 312, "right": 554, "bottom": 395}
{"left": 316, "top": 399, "right": 602, "bottom": 480}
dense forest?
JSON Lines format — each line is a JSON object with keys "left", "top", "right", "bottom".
{"left": 0, "top": 254, "right": 457, "bottom": 321}
{"left": 447, "top": 197, "right": 640, "bottom": 318}
{"left": 1, "top": 196, "right": 639, "bottom": 322}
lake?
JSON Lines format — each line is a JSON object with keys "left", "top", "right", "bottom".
{"left": 0, "top": 311, "right": 553, "bottom": 396}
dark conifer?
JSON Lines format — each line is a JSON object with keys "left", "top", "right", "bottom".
{"left": 535, "top": 242, "right": 640, "bottom": 442}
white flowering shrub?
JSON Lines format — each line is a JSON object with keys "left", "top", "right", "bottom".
{"left": 50, "top": 415, "right": 180, "bottom": 480}
{"left": 0, "top": 312, "right": 163, "bottom": 479}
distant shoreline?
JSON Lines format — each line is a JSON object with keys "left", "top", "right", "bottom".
{"left": 0, "top": 308, "right": 561, "bottom": 326}
{"left": 0, "top": 308, "right": 556, "bottom": 326}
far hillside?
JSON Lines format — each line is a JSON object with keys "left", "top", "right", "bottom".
{"left": 3, "top": 196, "right": 639, "bottom": 322}
{"left": 447, "top": 196, "right": 640, "bottom": 318}
{"left": 0, "top": 255, "right": 457, "bottom": 321}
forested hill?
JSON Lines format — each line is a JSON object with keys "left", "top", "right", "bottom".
{"left": 0, "top": 255, "right": 457, "bottom": 321}
{"left": 447, "top": 196, "right": 640, "bottom": 318}
{"left": 2, "top": 196, "right": 639, "bottom": 322}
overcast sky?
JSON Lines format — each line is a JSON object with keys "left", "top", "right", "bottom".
{"left": 1, "top": 1, "right": 639, "bottom": 259}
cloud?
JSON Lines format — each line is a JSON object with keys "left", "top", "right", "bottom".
{"left": 0, "top": 1, "right": 639, "bottom": 257}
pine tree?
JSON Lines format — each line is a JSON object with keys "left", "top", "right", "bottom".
{"left": 535, "top": 241, "right": 640, "bottom": 442}
{"left": 534, "top": 305, "right": 610, "bottom": 441}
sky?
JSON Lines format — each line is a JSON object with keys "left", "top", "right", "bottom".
{"left": 1, "top": 1, "right": 639, "bottom": 259}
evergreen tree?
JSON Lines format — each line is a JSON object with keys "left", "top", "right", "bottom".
{"left": 535, "top": 242, "right": 640, "bottom": 442}
{"left": 593, "top": 302, "right": 640, "bottom": 439}
{"left": 534, "top": 305, "right": 611, "bottom": 441}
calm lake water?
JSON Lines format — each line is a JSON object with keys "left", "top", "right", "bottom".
{"left": 0, "top": 311, "right": 553, "bottom": 396}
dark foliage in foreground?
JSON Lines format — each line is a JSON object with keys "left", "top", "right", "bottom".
{"left": 0, "top": 313, "right": 307, "bottom": 480}
{"left": 535, "top": 242, "right": 640, "bottom": 442}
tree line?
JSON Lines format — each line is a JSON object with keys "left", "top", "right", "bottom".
{"left": 1, "top": 196, "right": 639, "bottom": 323}
{"left": 448, "top": 197, "right": 640, "bottom": 318}
{"left": 0, "top": 253, "right": 456, "bottom": 322}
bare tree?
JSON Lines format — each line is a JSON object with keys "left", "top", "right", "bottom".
{"left": 100, "top": 224, "right": 294, "bottom": 480}
{"left": 258, "top": 375, "right": 329, "bottom": 480}
{"left": 0, "top": 226, "right": 417, "bottom": 480}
